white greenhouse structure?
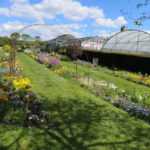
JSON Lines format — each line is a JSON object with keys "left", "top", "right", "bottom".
{"left": 102, "top": 30, "right": 150, "bottom": 58}
{"left": 80, "top": 30, "right": 150, "bottom": 73}
{"left": 81, "top": 30, "right": 150, "bottom": 58}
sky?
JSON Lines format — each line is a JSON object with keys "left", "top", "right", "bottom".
{"left": 0, "top": 0, "right": 150, "bottom": 40}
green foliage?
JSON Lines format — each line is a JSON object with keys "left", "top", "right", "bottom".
{"left": 3, "top": 44, "right": 12, "bottom": 53}
{"left": 0, "top": 36, "right": 11, "bottom": 47}
{"left": 10, "top": 32, "right": 20, "bottom": 40}
{"left": 60, "top": 55, "right": 71, "bottom": 61}
{"left": 21, "top": 34, "right": 32, "bottom": 41}
{"left": 0, "top": 47, "right": 9, "bottom": 63}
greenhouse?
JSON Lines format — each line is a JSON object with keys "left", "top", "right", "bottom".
{"left": 81, "top": 30, "right": 150, "bottom": 73}
{"left": 102, "top": 29, "right": 150, "bottom": 58}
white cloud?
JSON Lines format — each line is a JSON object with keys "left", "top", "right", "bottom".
{"left": 98, "top": 30, "right": 117, "bottom": 37}
{"left": 33, "top": 0, "right": 104, "bottom": 21}
{"left": 96, "top": 16, "right": 127, "bottom": 28}
{"left": 9, "top": 0, "right": 45, "bottom": 23}
{"left": 0, "top": 21, "right": 25, "bottom": 34}
{"left": 0, "top": 21, "right": 83, "bottom": 40}
{"left": 0, "top": 0, "right": 127, "bottom": 28}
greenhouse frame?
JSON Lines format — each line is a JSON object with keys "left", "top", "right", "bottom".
{"left": 102, "top": 29, "right": 150, "bottom": 58}
{"left": 81, "top": 29, "right": 150, "bottom": 73}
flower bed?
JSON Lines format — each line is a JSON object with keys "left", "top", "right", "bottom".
{"left": 75, "top": 59, "right": 150, "bottom": 87}
{"left": 0, "top": 75, "right": 49, "bottom": 127}
{"left": 78, "top": 76, "right": 150, "bottom": 123}
{"left": 103, "top": 69, "right": 150, "bottom": 87}
{"left": 26, "top": 52, "right": 75, "bottom": 78}
{"left": 37, "top": 52, "right": 61, "bottom": 69}
{"left": 113, "top": 98, "right": 150, "bottom": 123}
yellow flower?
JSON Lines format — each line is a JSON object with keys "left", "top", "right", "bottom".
{"left": 13, "top": 77, "right": 31, "bottom": 89}
{"left": 128, "top": 73, "right": 141, "bottom": 81}
{"left": 53, "top": 67, "right": 66, "bottom": 76}
{"left": 144, "top": 78, "right": 150, "bottom": 85}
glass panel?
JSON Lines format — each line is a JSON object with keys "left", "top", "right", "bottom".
{"left": 103, "top": 30, "right": 150, "bottom": 55}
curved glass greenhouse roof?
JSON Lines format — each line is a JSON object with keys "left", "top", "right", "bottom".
{"left": 102, "top": 30, "right": 150, "bottom": 57}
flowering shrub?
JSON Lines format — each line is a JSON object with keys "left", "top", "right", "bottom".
{"left": 53, "top": 66, "right": 74, "bottom": 78}
{"left": 144, "top": 78, "right": 150, "bottom": 85}
{"left": 54, "top": 67, "right": 66, "bottom": 75}
{"left": 78, "top": 76, "right": 150, "bottom": 108}
{"left": 127, "top": 72, "right": 142, "bottom": 82}
{"left": 37, "top": 53, "right": 50, "bottom": 64}
{"left": 12, "top": 77, "right": 31, "bottom": 89}
{"left": 24, "top": 50, "right": 38, "bottom": 60}
{"left": 113, "top": 98, "right": 150, "bottom": 123}
{"left": 37, "top": 53, "right": 61, "bottom": 68}
{"left": 124, "top": 72, "right": 150, "bottom": 86}
{"left": 48, "top": 57, "right": 60, "bottom": 68}
{"left": 50, "top": 57, "right": 60, "bottom": 65}
{"left": 105, "top": 69, "right": 150, "bottom": 87}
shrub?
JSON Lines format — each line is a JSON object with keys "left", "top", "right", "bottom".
{"left": 37, "top": 52, "right": 50, "bottom": 64}
{"left": 48, "top": 57, "right": 60, "bottom": 68}
{"left": 0, "top": 89, "right": 8, "bottom": 102}
{"left": 37, "top": 53, "right": 61, "bottom": 67}
{"left": 60, "top": 55, "right": 71, "bottom": 61}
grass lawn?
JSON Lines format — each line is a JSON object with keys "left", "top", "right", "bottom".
{"left": 4, "top": 53, "right": 149, "bottom": 150}
{"left": 0, "top": 53, "right": 150, "bottom": 150}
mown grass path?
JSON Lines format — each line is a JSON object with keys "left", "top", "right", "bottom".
{"left": 18, "top": 53, "right": 103, "bottom": 103}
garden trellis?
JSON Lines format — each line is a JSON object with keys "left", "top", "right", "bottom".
{"left": 9, "top": 23, "right": 60, "bottom": 75}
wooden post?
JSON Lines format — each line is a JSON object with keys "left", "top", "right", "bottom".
{"left": 9, "top": 39, "right": 17, "bottom": 75}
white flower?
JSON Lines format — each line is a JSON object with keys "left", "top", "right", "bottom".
{"left": 109, "top": 83, "right": 117, "bottom": 90}
{"left": 97, "top": 80, "right": 108, "bottom": 87}
{"left": 138, "top": 95, "right": 143, "bottom": 101}
{"left": 121, "top": 89, "right": 126, "bottom": 93}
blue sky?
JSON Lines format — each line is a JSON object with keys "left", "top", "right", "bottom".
{"left": 0, "top": 0, "right": 149, "bottom": 39}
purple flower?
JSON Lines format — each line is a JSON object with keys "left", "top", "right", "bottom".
{"left": 37, "top": 53, "right": 60, "bottom": 67}
{"left": 38, "top": 53, "right": 50, "bottom": 64}
{"left": 50, "top": 57, "right": 60, "bottom": 66}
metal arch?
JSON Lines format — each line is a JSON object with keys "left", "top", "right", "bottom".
{"left": 18, "top": 23, "right": 55, "bottom": 34}
{"left": 9, "top": 23, "right": 55, "bottom": 74}
{"left": 104, "top": 31, "right": 138, "bottom": 45}
{"left": 101, "top": 29, "right": 150, "bottom": 50}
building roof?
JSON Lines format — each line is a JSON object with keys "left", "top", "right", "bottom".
{"left": 102, "top": 29, "right": 150, "bottom": 57}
